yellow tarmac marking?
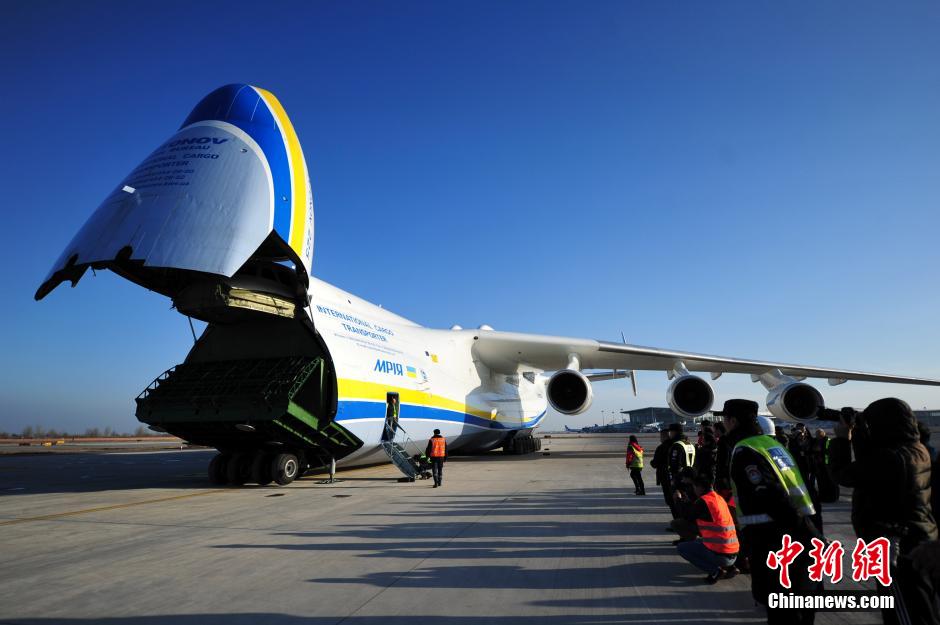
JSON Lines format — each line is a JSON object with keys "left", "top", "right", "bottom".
{"left": 0, "top": 489, "right": 227, "bottom": 526}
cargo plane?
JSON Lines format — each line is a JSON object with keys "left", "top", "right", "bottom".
{"left": 35, "top": 84, "right": 940, "bottom": 486}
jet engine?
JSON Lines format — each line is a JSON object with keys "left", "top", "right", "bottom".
{"left": 666, "top": 375, "right": 715, "bottom": 418}
{"left": 547, "top": 369, "right": 594, "bottom": 415}
{"left": 765, "top": 381, "right": 824, "bottom": 423}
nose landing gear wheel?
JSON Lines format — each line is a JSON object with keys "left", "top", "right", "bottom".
{"left": 272, "top": 453, "right": 299, "bottom": 485}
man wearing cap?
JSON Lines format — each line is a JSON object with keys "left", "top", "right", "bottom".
{"left": 667, "top": 422, "right": 696, "bottom": 519}
{"left": 788, "top": 423, "right": 814, "bottom": 492}
{"left": 717, "top": 399, "right": 822, "bottom": 625}
{"left": 425, "top": 428, "right": 447, "bottom": 488}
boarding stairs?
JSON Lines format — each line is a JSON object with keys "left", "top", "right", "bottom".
{"left": 380, "top": 424, "right": 428, "bottom": 481}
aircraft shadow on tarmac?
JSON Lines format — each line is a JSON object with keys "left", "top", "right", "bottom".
{"left": 305, "top": 561, "right": 696, "bottom": 591}
{"left": 0, "top": 451, "right": 409, "bottom": 495}
{"left": 2, "top": 485, "right": 770, "bottom": 624}
{"left": 209, "top": 488, "right": 747, "bottom": 596}
{"left": 374, "top": 492, "right": 669, "bottom": 518}
{"left": 215, "top": 534, "right": 674, "bottom": 561}
{"left": 0, "top": 450, "right": 623, "bottom": 495}
{"left": 0, "top": 451, "right": 220, "bottom": 495}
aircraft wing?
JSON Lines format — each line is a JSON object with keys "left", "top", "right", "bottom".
{"left": 470, "top": 329, "right": 940, "bottom": 386}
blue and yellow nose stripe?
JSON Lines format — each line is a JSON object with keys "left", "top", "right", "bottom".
{"left": 180, "top": 84, "right": 311, "bottom": 269}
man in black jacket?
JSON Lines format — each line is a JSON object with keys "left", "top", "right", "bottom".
{"left": 694, "top": 431, "right": 718, "bottom": 481}
{"left": 788, "top": 423, "right": 814, "bottom": 486}
{"left": 715, "top": 423, "right": 733, "bottom": 499}
{"left": 650, "top": 429, "right": 674, "bottom": 517}
{"left": 830, "top": 398, "right": 938, "bottom": 625}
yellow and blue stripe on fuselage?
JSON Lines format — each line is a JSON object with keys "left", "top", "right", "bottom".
{"left": 334, "top": 379, "right": 545, "bottom": 431}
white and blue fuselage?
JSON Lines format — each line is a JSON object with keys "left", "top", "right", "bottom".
{"left": 308, "top": 277, "right": 546, "bottom": 466}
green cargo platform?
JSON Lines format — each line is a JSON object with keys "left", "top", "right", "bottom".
{"left": 135, "top": 356, "right": 362, "bottom": 463}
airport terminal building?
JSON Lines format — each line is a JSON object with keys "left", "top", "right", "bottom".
{"left": 624, "top": 407, "right": 691, "bottom": 426}
{"left": 915, "top": 410, "right": 940, "bottom": 427}
{"left": 628, "top": 408, "right": 940, "bottom": 429}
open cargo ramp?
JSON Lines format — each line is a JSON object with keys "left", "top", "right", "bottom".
{"left": 137, "top": 355, "right": 361, "bottom": 485}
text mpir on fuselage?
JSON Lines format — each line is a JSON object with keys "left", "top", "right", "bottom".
{"left": 34, "top": 83, "right": 940, "bottom": 486}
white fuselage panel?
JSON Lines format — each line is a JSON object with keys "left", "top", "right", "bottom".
{"left": 307, "top": 278, "right": 546, "bottom": 466}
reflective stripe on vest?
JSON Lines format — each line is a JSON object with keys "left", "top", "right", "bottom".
{"left": 674, "top": 440, "right": 696, "bottom": 467}
{"left": 430, "top": 437, "right": 446, "bottom": 458}
{"left": 627, "top": 444, "right": 644, "bottom": 468}
{"left": 731, "top": 435, "right": 816, "bottom": 527}
{"left": 696, "top": 490, "right": 739, "bottom": 554}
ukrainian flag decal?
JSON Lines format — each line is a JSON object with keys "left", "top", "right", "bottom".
{"left": 406, "top": 366, "right": 417, "bottom": 379}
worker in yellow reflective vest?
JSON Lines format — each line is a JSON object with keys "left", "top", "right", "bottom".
{"left": 667, "top": 422, "right": 696, "bottom": 518}
{"left": 626, "top": 435, "right": 646, "bottom": 495}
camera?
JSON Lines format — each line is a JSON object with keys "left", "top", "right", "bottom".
{"left": 817, "top": 406, "right": 859, "bottom": 425}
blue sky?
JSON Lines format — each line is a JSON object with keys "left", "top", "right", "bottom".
{"left": 1, "top": 1, "right": 938, "bottom": 433}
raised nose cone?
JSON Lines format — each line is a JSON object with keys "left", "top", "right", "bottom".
{"left": 35, "top": 84, "right": 314, "bottom": 301}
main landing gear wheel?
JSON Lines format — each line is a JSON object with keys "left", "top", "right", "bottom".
{"left": 272, "top": 453, "right": 300, "bottom": 485}
{"left": 503, "top": 436, "right": 541, "bottom": 455}
{"left": 208, "top": 453, "right": 229, "bottom": 485}
{"left": 226, "top": 452, "right": 252, "bottom": 486}
{"left": 251, "top": 452, "right": 273, "bottom": 486}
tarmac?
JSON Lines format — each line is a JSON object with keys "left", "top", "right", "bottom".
{"left": 0, "top": 434, "right": 880, "bottom": 624}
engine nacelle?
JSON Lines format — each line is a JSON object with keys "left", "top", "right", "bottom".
{"left": 666, "top": 375, "right": 715, "bottom": 418}
{"left": 766, "top": 382, "right": 824, "bottom": 423}
{"left": 547, "top": 369, "right": 594, "bottom": 415}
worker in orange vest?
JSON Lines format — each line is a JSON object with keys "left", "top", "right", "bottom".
{"left": 676, "top": 472, "right": 740, "bottom": 584}
{"left": 425, "top": 428, "right": 447, "bottom": 488}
